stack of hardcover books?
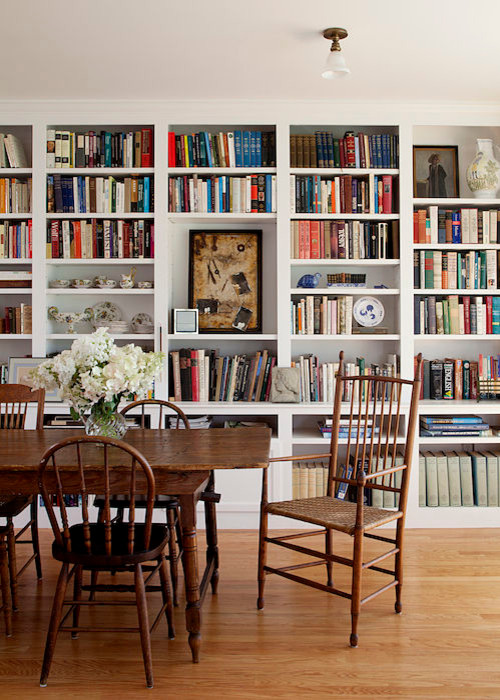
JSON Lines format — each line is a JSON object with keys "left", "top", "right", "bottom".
{"left": 419, "top": 416, "right": 491, "bottom": 438}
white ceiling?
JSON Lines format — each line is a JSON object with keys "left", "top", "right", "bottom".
{"left": 2, "top": 0, "right": 500, "bottom": 104}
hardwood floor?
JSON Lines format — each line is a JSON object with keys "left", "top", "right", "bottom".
{"left": 0, "top": 528, "right": 499, "bottom": 698}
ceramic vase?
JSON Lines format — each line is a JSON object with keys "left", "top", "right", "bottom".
{"left": 466, "top": 138, "right": 500, "bottom": 198}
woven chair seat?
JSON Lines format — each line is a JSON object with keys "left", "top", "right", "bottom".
{"left": 266, "top": 496, "right": 402, "bottom": 535}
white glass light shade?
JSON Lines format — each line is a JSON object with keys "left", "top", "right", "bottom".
{"left": 321, "top": 50, "right": 350, "bottom": 79}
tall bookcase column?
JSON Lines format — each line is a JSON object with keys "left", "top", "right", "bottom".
{"left": 153, "top": 120, "right": 168, "bottom": 399}
{"left": 276, "top": 121, "right": 292, "bottom": 367}
{"left": 31, "top": 120, "right": 47, "bottom": 357}
{"left": 398, "top": 122, "right": 415, "bottom": 381}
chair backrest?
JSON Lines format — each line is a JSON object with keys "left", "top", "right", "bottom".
{"left": 38, "top": 436, "right": 156, "bottom": 554}
{"left": 0, "top": 383, "right": 45, "bottom": 429}
{"left": 120, "top": 399, "right": 190, "bottom": 430}
{"left": 327, "top": 353, "right": 423, "bottom": 514}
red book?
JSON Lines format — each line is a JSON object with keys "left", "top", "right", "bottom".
{"left": 28, "top": 219, "right": 32, "bottom": 258}
{"left": 463, "top": 296, "right": 471, "bottom": 334}
{"left": 319, "top": 221, "right": 325, "bottom": 258}
{"left": 339, "top": 138, "right": 346, "bottom": 168}
{"left": 344, "top": 132, "right": 356, "bottom": 167}
{"left": 359, "top": 133, "right": 366, "bottom": 168}
{"left": 310, "top": 221, "right": 320, "bottom": 259}
{"left": 51, "top": 221, "right": 59, "bottom": 258}
{"left": 330, "top": 222, "right": 339, "bottom": 258}
{"left": 486, "top": 296, "right": 493, "bottom": 334}
{"left": 264, "top": 357, "right": 276, "bottom": 401}
{"left": 345, "top": 176, "right": 352, "bottom": 214}
{"left": 339, "top": 176, "right": 346, "bottom": 213}
{"left": 73, "top": 220, "right": 82, "bottom": 258}
{"left": 382, "top": 175, "right": 393, "bottom": 214}
{"left": 223, "top": 133, "right": 230, "bottom": 167}
{"left": 141, "top": 128, "right": 153, "bottom": 167}
{"left": 168, "top": 132, "right": 176, "bottom": 167}
{"left": 251, "top": 175, "right": 258, "bottom": 213}
{"left": 183, "top": 175, "right": 189, "bottom": 212}
{"left": 190, "top": 350, "right": 199, "bottom": 401}
{"left": 417, "top": 210, "right": 427, "bottom": 243}
{"left": 413, "top": 212, "right": 419, "bottom": 243}
{"left": 88, "top": 131, "right": 95, "bottom": 168}
{"left": 123, "top": 222, "right": 130, "bottom": 258}
{"left": 92, "top": 219, "right": 97, "bottom": 258}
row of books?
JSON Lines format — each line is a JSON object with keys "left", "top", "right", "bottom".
{"left": 419, "top": 357, "right": 479, "bottom": 400}
{"left": 413, "top": 207, "right": 500, "bottom": 244}
{"left": 169, "top": 349, "right": 276, "bottom": 402}
{"left": 46, "top": 219, "right": 154, "bottom": 259}
{"left": 335, "top": 454, "right": 404, "bottom": 508}
{"left": 420, "top": 415, "right": 490, "bottom": 438}
{"left": 0, "top": 304, "right": 32, "bottom": 333}
{"left": 414, "top": 295, "right": 500, "bottom": 335}
{"left": 414, "top": 250, "right": 498, "bottom": 290}
{"left": 319, "top": 418, "right": 380, "bottom": 440}
{"left": 292, "top": 461, "right": 329, "bottom": 499}
{"left": 290, "top": 220, "right": 399, "bottom": 260}
{"left": 47, "top": 175, "right": 153, "bottom": 214}
{"left": 0, "top": 134, "right": 29, "bottom": 168}
{"left": 168, "top": 174, "right": 277, "bottom": 213}
{"left": 46, "top": 128, "right": 153, "bottom": 168}
{"left": 420, "top": 450, "right": 500, "bottom": 507}
{"left": 168, "top": 130, "right": 276, "bottom": 168}
{"left": 289, "top": 132, "right": 399, "bottom": 169}
{"left": 291, "top": 174, "right": 395, "bottom": 214}
{"left": 0, "top": 178, "right": 31, "bottom": 213}
{"left": 326, "top": 273, "right": 366, "bottom": 285}
{"left": 0, "top": 221, "right": 32, "bottom": 259}
{"left": 291, "top": 295, "right": 353, "bottom": 335}
{"left": 291, "top": 354, "right": 399, "bottom": 403}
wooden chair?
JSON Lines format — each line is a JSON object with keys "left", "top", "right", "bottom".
{"left": 258, "top": 353, "right": 422, "bottom": 648}
{"left": 94, "top": 399, "right": 191, "bottom": 605}
{"left": 0, "top": 384, "right": 44, "bottom": 613}
{"left": 38, "top": 435, "right": 175, "bottom": 689}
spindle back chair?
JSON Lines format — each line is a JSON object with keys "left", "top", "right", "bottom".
{"left": 38, "top": 435, "right": 174, "bottom": 689}
{"left": 258, "top": 353, "right": 422, "bottom": 648}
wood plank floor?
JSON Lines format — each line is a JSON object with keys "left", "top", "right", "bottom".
{"left": 0, "top": 528, "right": 499, "bottom": 699}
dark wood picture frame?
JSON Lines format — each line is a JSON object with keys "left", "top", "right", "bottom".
{"left": 188, "top": 229, "right": 262, "bottom": 333}
{"left": 413, "top": 145, "right": 459, "bottom": 198}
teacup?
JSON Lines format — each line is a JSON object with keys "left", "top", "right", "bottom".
{"left": 94, "top": 275, "right": 108, "bottom": 286}
{"left": 72, "top": 279, "right": 92, "bottom": 288}
{"left": 100, "top": 279, "right": 118, "bottom": 289}
{"left": 49, "top": 279, "right": 71, "bottom": 289}
{"left": 137, "top": 280, "right": 153, "bottom": 289}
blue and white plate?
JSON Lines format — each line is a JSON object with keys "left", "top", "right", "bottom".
{"left": 353, "top": 296, "right": 385, "bottom": 327}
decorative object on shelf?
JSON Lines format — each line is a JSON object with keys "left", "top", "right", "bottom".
{"left": 173, "top": 308, "right": 198, "bottom": 334}
{"left": 30, "top": 327, "right": 163, "bottom": 438}
{"left": 94, "top": 276, "right": 118, "bottom": 289}
{"left": 189, "top": 229, "right": 262, "bottom": 333}
{"left": 353, "top": 296, "right": 385, "bottom": 327}
{"left": 119, "top": 266, "right": 136, "bottom": 289}
{"left": 297, "top": 273, "right": 321, "bottom": 288}
{"left": 131, "top": 312, "right": 154, "bottom": 334}
{"left": 91, "top": 301, "right": 122, "bottom": 328}
{"left": 107, "top": 321, "right": 131, "bottom": 334}
{"left": 71, "top": 279, "right": 92, "bottom": 289}
{"left": 321, "top": 27, "right": 350, "bottom": 79}
{"left": 327, "top": 273, "right": 366, "bottom": 288}
{"left": 49, "top": 279, "right": 71, "bottom": 289}
{"left": 466, "top": 138, "right": 500, "bottom": 198}
{"left": 7, "top": 357, "right": 61, "bottom": 401}
{"left": 270, "top": 367, "right": 300, "bottom": 403}
{"left": 137, "top": 280, "right": 154, "bottom": 289}
{"left": 413, "top": 145, "right": 459, "bottom": 198}
{"left": 48, "top": 306, "right": 93, "bottom": 334}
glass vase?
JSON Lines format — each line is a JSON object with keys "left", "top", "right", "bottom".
{"left": 84, "top": 407, "right": 127, "bottom": 439}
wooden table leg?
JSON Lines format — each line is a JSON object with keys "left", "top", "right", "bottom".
{"left": 204, "top": 472, "right": 219, "bottom": 594}
{"left": 178, "top": 493, "right": 201, "bottom": 663}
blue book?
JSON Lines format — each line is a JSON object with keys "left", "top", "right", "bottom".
{"left": 143, "top": 177, "right": 150, "bottom": 213}
{"left": 376, "top": 135, "right": 383, "bottom": 167}
{"left": 374, "top": 176, "right": 379, "bottom": 213}
{"left": 414, "top": 295, "right": 421, "bottom": 334}
{"left": 326, "top": 133, "right": 334, "bottom": 166}
{"left": 16, "top": 224, "right": 20, "bottom": 257}
{"left": 243, "top": 132, "right": 251, "bottom": 167}
{"left": 206, "top": 178, "right": 212, "bottom": 212}
{"left": 204, "top": 133, "right": 213, "bottom": 167}
{"left": 493, "top": 297, "right": 500, "bottom": 334}
{"left": 421, "top": 415, "right": 484, "bottom": 424}
{"left": 104, "top": 132, "right": 112, "bottom": 167}
{"left": 265, "top": 175, "right": 272, "bottom": 213}
{"left": 255, "top": 131, "right": 261, "bottom": 167}
{"left": 219, "top": 357, "right": 229, "bottom": 401}
{"left": 252, "top": 356, "right": 263, "bottom": 400}
{"left": 250, "top": 131, "right": 256, "bottom": 167}
{"left": 315, "top": 132, "right": 325, "bottom": 167}
{"left": 198, "top": 133, "right": 207, "bottom": 167}
{"left": 452, "top": 212, "right": 461, "bottom": 243}
{"left": 187, "top": 135, "right": 195, "bottom": 167}
{"left": 78, "top": 176, "right": 85, "bottom": 213}
{"left": 218, "top": 177, "right": 223, "bottom": 213}
{"left": 234, "top": 131, "right": 242, "bottom": 167}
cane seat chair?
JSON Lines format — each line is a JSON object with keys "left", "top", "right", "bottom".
{"left": 258, "top": 352, "right": 423, "bottom": 648}
{"left": 0, "top": 384, "right": 44, "bottom": 614}
{"left": 38, "top": 435, "right": 175, "bottom": 689}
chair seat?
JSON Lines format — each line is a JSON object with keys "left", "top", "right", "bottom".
{"left": 0, "top": 496, "right": 33, "bottom": 519}
{"left": 52, "top": 522, "right": 169, "bottom": 567}
{"left": 266, "top": 496, "right": 402, "bottom": 535}
{"left": 93, "top": 494, "right": 178, "bottom": 510}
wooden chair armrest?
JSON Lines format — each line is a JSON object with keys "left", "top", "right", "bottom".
{"left": 200, "top": 491, "right": 221, "bottom": 503}
{"left": 269, "top": 453, "right": 331, "bottom": 463}
{"left": 364, "top": 464, "right": 407, "bottom": 481}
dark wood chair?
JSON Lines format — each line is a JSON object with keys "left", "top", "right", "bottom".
{"left": 0, "top": 384, "right": 44, "bottom": 612}
{"left": 38, "top": 435, "right": 175, "bottom": 689}
{"left": 94, "top": 399, "right": 191, "bottom": 605}
{"left": 258, "top": 352, "right": 422, "bottom": 648}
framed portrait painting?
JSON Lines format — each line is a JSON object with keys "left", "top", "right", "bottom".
{"left": 8, "top": 357, "right": 61, "bottom": 401}
{"left": 188, "top": 230, "right": 262, "bottom": 333}
{"left": 413, "top": 145, "right": 459, "bottom": 198}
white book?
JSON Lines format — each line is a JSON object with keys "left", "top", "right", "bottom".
{"left": 4, "top": 133, "right": 28, "bottom": 168}
{"left": 457, "top": 451, "right": 474, "bottom": 506}
{"left": 46, "top": 129, "right": 55, "bottom": 168}
{"left": 469, "top": 208, "right": 478, "bottom": 243}
{"left": 482, "top": 210, "right": 490, "bottom": 244}
{"left": 490, "top": 210, "right": 498, "bottom": 243}
{"left": 419, "top": 453, "right": 426, "bottom": 506}
{"left": 334, "top": 178, "right": 340, "bottom": 213}
{"left": 72, "top": 176, "right": 79, "bottom": 213}
{"left": 486, "top": 249, "right": 497, "bottom": 289}
{"left": 460, "top": 208, "right": 470, "bottom": 243}
{"left": 62, "top": 220, "right": 71, "bottom": 259}
{"left": 246, "top": 175, "right": 252, "bottom": 213}
{"left": 424, "top": 452, "right": 439, "bottom": 507}
{"left": 271, "top": 174, "right": 277, "bottom": 213}
{"left": 436, "top": 451, "right": 450, "bottom": 506}
{"left": 344, "top": 296, "right": 353, "bottom": 334}
{"left": 459, "top": 303, "right": 465, "bottom": 335}
{"left": 227, "top": 132, "right": 235, "bottom": 167}
{"left": 484, "top": 452, "right": 499, "bottom": 507}
{"left": 471, "top": 452, "right": 488, "bottom": 506}
{"left": 447, "top": 452, "right": 461, "bottom": 506}
{"left": 368, "top": 173, "right": 375, "bottom": 213}
{"left": 429, "top": 205, "right": 438, "bottom": 243}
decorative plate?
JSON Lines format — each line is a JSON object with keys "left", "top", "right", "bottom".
{"left": 353, "top": 296, "right": 385, "bottom": 327}
{"left": 131, "top": 312, "right": 153, "bottom": 329}
{"left": 92, "top": 301, "right": 122, "bottom": 323}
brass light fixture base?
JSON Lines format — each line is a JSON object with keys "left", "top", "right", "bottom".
{"left": 322, "top": 27, "right": 348, "bottom": 51}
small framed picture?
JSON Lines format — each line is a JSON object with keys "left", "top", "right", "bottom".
{"left": 7, "top": 357, "right": 61, "bottom": 401}
{"left": 413, "top": 145, "right": 459, "bottom": 198}
{"left": 173, "top": 308, "right": 199, "bottom": 335}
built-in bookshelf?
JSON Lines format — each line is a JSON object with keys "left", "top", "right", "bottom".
{"left": 0, "top": 108, "right": 499, "bottom": 528}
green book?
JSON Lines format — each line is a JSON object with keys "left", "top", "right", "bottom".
{"left": 458, "top": 451, "right": 474, "bottom": 506}
{"left": 447, "top": 452, "right": 462, "bottom": 506}
{"left": 443, "top": 299, "right": 450, "bottom": 334}
{"left": 419, "top": 453, "right": 427, "bottom": 507}
{"left": 471, "top": 452, "right": 488, "bottom": 506}
{"left": 424, "top": 452, "right": 439, "bottom": 507}
{"left": 484, "top": 452, "right": 499, "bottom": 507}
{"left": 436, "top": 451, "right": 450, "bottom": 506}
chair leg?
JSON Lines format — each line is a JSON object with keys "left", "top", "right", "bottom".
{"left": 350, "top": 530, "right": 364, "bottom": 648}
{"left": 0, "top": 537, "right": 12, "bottom": 637}
{"left": 325, "top": 529, "right": 333, "bottom": 588}
{"left": 40, "top": 563, "right": 70, "bottom": 687}
{"left": 166, "top": 507, "right": 179, "bottom": 607}
{"left": 6, "top": 519, "right": 18, "bottom": 612}
{"left": 395, "top": 520, "right": 405, "bottom": 614}
{"left": 134, "top": 564, "right": 153, "bottom": 689}
{"left": 71, "top": 565, "right": 82, "bottom": 639}
{"left": 257, "top": 504, "right": 268, "bottom": 610}
{"left": 158, "top": 554, "right": 175, "bottom": 639}
{"left": 30, "top": 499, "right": 42, "bottom": 580}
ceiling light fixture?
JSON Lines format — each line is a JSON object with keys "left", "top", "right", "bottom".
{"left": 321, "top": 27, "right": 350, "bottom": 80}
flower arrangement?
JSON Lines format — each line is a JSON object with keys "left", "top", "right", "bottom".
{"left": 31, "top": 328, "right": 164, "bottom": 437}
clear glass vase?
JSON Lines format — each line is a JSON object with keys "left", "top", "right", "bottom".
{"left": 84, "top": 407, "right": 127, "bottom": 439}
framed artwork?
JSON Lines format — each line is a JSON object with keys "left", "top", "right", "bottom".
{"left": 8, "top": 357, "right": 61, "bottom": 401}
{"left": 413, "top": 145, "right": 459, "bottom": 198}
{"left": 188, "top": 230, "right": 262, "bottom": 333}
{"left": 173, "top": 308, "right": 199, "bottom": 334}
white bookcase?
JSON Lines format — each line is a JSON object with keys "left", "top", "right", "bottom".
{"left": 0, "top": 103, "right": 499, "bottom": 528}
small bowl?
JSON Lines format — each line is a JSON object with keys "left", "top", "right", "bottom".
{"left": 72, "top": 279, "right": 92, "bottom": 289}
{"left": 49, "top": 279, "right": 71, "bottom": 289}
{"left": 138, "top": 281, "right": 154, "bottom": 289}
{"left": 97, "top": 279, "right": 118, "bottom": 289}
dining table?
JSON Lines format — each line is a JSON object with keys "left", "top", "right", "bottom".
{"left": 0, "top": 426, "right": 272, "bottom": 662}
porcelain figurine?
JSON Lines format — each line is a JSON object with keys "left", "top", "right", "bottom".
{"left": 119, "top": 266, "right": 136, "bottom": 289}
{"left": 297, "top": 273, "right": 321, "bottom": 288}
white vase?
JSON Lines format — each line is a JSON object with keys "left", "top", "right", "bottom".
{"left": 466, "top": 138, "right": 500, "bottom": 198}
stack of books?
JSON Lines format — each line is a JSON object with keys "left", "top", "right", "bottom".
{"left": 168, "top": 130, "right": 276, "bottom": 168}
{"left": 47, "top": 219, "right": 153, "bottom": 259}
{"left": 169, "top": 415, "right": 212, "bottom": 429}
{"left": 414, "top": 295, "right": 500, "bottom": 335}
{"left": 289, "top": 131, "right": 398, "bottom": 168}
{"left": 290, "top": 220, "right": 398, "bottom": 259}
{"left": 318, "top": 418, "right": 380, "bottom": 440}
{"left": 168, "top": 174, "right": 276, "bottom": 213}
{"left": 420, "top": 416, "right": 491, "bottom": 438}
{"left": 291, "top": 174, "right": 395, "bottom": 215}
{"left": 0, "top": 221, "right": 32, "bottom": 258}
{"left": 0, "top": 304, "right": 32, "bottom": 333}
{"left": 0, "top": 270, "right": 32, "bottom": 288}
{"left": 0, "top": 134, "right": 29, "bottom": 168}
{"left": 0, "top": 178, "right": 31, "bottom": 213}
{"left": 46, "top": 128, "right": 153, "bottom": 168}
{"left": 292, "top": 461, "right": 329, "bottom": 499}
{"left": 420, "top": 450, "right": 500, "bottom": 507}
{"left": 413, "top": 206, "right": 500, "bottom": 244}
{"left": 414, "top": 250, "right": 498, "bottom": 290}
{"left": 47, "top": 174, "right": 152, "bottom": 213}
